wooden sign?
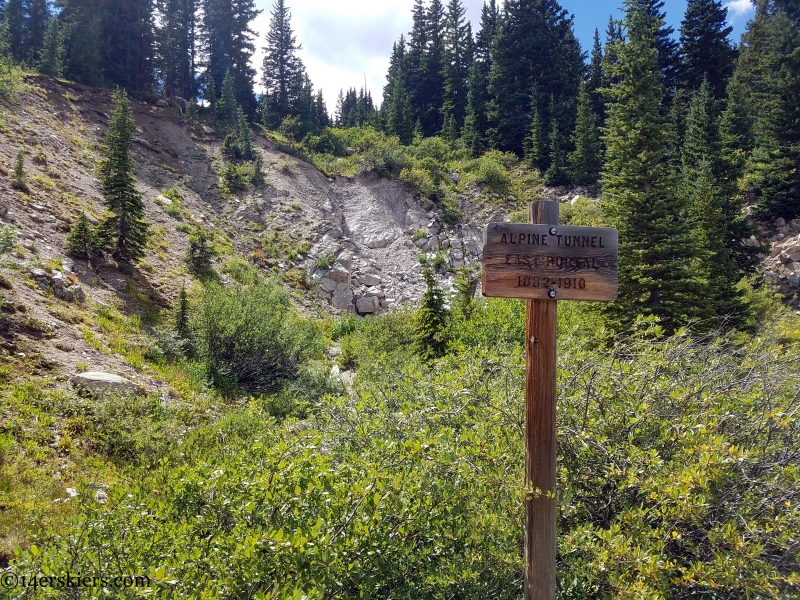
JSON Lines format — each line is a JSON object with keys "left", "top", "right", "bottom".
{"left": 480, "top": 203, "right": 618, "bottom": 600}
{"left": 482, "top": 223, "right": 618, "bottom": 301}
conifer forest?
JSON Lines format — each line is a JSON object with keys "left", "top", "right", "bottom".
{"left": 0, "top": 0, "right": 799, "bottom": 597}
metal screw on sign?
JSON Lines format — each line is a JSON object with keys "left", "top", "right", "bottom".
{"left": 481, "top": 201, "right": 619, "bottom": 600}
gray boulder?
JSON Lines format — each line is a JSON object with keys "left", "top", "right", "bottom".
{"left": 356, "top": 296, "right": 380, "bottom": 314}
{"left": 72, "top": 372, "right": 141, "bottom": 395}
{"left": 332, "top": 282, "right": 354, "bottom": 310}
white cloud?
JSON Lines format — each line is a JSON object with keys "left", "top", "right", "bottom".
{"left": 725, "top": 0, "right": 755, "bottom": 19}
{"left": 251, "top": 0, "right": 417, "bottom": 113}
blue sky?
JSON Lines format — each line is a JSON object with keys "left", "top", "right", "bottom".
{"left": 250, "top": 0, "right": 756, "bottom": 111}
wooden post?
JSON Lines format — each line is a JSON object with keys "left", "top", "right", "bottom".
{"left": 525, "top": 200, "right": 559, "bottom": 600}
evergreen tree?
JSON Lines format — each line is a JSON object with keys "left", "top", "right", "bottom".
{"left": 250, "top": 151, "right": 265, "bottom": 187}
{"left": 175, "top": 284, "right": 191, "bottom": 342}
{"left": 587, "top": 28, "right": 605, "bottom": 118}
{"left": 205, "top": 75, "right": 217, "bottom": 116}
{"left": 236, "top": 106, "right": 253, "bottom": 160}
{"left": 96, "top": 89, "right": 149, "bottom": 263}
{"left": 156, "top": 0, "right": 196, "bottom": 99}
{"left": 59, "top": 0, "right": 101, "bottom": 86}
{"left": 23, "top": 0, "right": 49, "bottom": 64}
{"left": 66, "top": 211, "right": 101, "bottom": 258}
{"left": 11, "top": 148, "right": 28, "bottom": 192}
{"left": 386, "top": 68, "right": 413, "bottom": 144}
{"left": 489, "top": 0, "right": 583, "bottom": 155}
{"left": 740, "top": 4, "right": 800, "bottom": 220}
{"left": 4, "top": 0, "right": 23, "bottom": 62}
{"left": 36, "top": 16, "right": 62, "bottom": 77}
{"left": 413, "top": 265, "right": 449, "bottom": 361}
{"left": 187, "top": 226, "right": 216, "bottom": 274}
{"left": 406, "top": 0, "right": 428, "bottom": 129}
{"left": 313, "top": 90, "right": 328, "bottom": 128}
{"left": 441, "top": 0, "right": 472, "bottom": 134}
{"left": 568, "top": 80, "right": 602, "bottom": 185}
{"left": 602, "top": 0, "right": 707, "bottom": 333}
{"left": 523, "top": 103, "right": 545, "bottom": 169}
{"left": 451, "top": 267, "right": 477, "bottom": 321}
{"left": 543, "top": 115, "right": 569, "bottom": 185}
{"left": 418, "top": 0, "right": 446, "bottom": 136}
{"left": 602, "top": 15, "right": 624, "bottom": 90}
{"left": 382, "top": 36, "right": 407, "bottom": 126}
{"left": 634, "top": 0, "right": 681, "bottom": 101}
{"left": 462, "top": 0, "right": 498, "bottom": 156}
{"left": 201, "top": 0, "right": 259, "bottom": 116}
{"left": 261, "top": 0, "right": 305, "bottom": 129}
{"left": 217, "top": 69, "right": 238, "bottom": 124}
{"left": 679, "top": 0, "right": 736, "bottom": 98}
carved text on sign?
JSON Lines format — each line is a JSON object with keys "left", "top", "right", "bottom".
{"left": 482, "top": 223, "right": 618, "bottom": 302}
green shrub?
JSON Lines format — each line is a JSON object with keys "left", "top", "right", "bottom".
{"left": 278, "top": 115, "right": 304, "bottom": 141}
{"left": 560, "top": 196, "right": 604, "bottom": 226}
{"left": 194, "top": 279, "right": 323, "bottom": 393}
{"left": 301, "top": 128, "right": 344, "bottom": 156}
{"left": 472, "top": 156, "right": 510, "bottom": 191}
{"left": 221, "top": 161, "right": 247, "bottom": 194}
{"left": 0, "top": 224, "right": 17, "bottom": 254}
{"left": 186, "top": 226, "right": 217, "bottom": 275}
{"left": 400, "top": 167, "right": 437, "bottom": 198}
{"left": 221, "top": 257, "right": 261, "bottom": 285}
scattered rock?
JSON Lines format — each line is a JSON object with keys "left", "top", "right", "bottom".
{"left": 71, "top": 371, "right": 141, "bottom": 395}
{"left": 345, "top": 147, "right": 356, "bottom": 156}
{"left": 359, "top": 273, "right": 381, "bottom": 287}
{"left": 156, "top": 98, "right": 169, "bottom": 107}
{"left": 202, "top": 125, "right": 215, "bottom": 134}
{"left": 332, "top": 282, "right": 354, "bottom": 310}
{"left": 356, "top": 296, "right": 380, "bottom": 314}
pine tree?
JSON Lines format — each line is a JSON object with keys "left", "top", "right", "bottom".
{"left": 175, "top": 284, "right": 191, "bottom": 341}
{"left": 313, "top": 90, "right": 328, "bottom": 128}
{"left": 462, "top": 0, "right": 498, "bottom": 155}
{"left": 250, "top": 151, "right": 265, "bottom": 187}
{"left": 740, "top": 4, "right": 800, "bottom": 220}
{"left": 96, "top": 89, "right": 149, "bottom": 263}
{"left": 413, "top": 265, "right": 449, "bottom": 361}
{"left": 587, "top": 28, "right": 605, "bottom": 119}
{"left": 23, "top": 0, "right": 49, "bottom": 64}
{"left": 418, "top": 0, "right": 446, "bottom": 136}
{"left": 217, "top": 69, "right": 239, "bottom": 125}
{"left": 36, "top": 16, "right": 62, "bottom": 77}
{"left": 156, "top": 0, "right": 196, "bottom": 99}
{"left": 489, "top": 0, "right": 583, "bottom": 155}
{"left": 386, "top": 68, "right": 413, "bottom": 144}
{"left": 261, "top": 0, "right": 305, "bottom": 129}
{"left": 602, "top": 15, "right": 624, "bottom": 90}
{"left": 187, "top": 225, "right": 216, "bottom": 274}
{"left": 236, "top": 106, "right": 253, "bottom": 160}
{"left": 406, "top": 0, "right": 428, "bottom": 129}
{"left": 543, "top": 115, "right": 569, "bottom": 185}
{"left": 66, "top": 211, "right": 101, "bottom": 258}
{"left": 99, "top": 0, "right": 155, "bottom": 92}
{"left": 634, "top": 0, "right": 681, "bottom": 101}
{"left": 441, "top": 0, "right": 471, "bottom": 134}
{"left": 602, "top": 0, "right": 707, "bottom": 333}
{"left": 568, "top": 80, "right": 602, "bottom": 185}
{"left": 11, "top": 148, "right": 27, "bottom": 192}
{"left": 523, "top": 104, "right": 544, "bottom": 169}
{"left": 201, "top": 0, "right": 259, "bottom": 116}
{"left": 679, "top": 0, "right": 736, "bottom": 98}
{"left": 58, "top": 0, "right": 100, "bottom": 86}
{"left": 4, "top": 0, "right": 23, "bottom": 62}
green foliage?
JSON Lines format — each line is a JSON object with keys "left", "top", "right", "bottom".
{"left": 36, "top": 17, "right": 63, "bottom": 78}
{"left": 601, "top": 1, "right": 707, "bottom": 334}
{"left": 11, "top": 148, "right": 28, "bottom": 192}
{"left": 468, "top": 154, "right": 510, "bottom": 191}
{"left": 221, "top": 132, "right": 241, "bottom": 159}
{"left": 315, "top": 253, "right": 334, "bottom": 270}
{"left": 216, "top": 69, "right": 238, "bottom": 125}
{"left": 567, "top": 80, "right": 602, "bottom": 185}
{"left": 543, "top": 116, "right": 569, "bottom": 186}
{"left": 413, "top": 266, "right": 449, "bottom": 361}
{"left": 65, "top": 211, "right": 102, "bottom": 258}
{"left": 96, "top": 89, "right": 149, "bottom": 263}
{"left": 220, "top": 161, "right": 248, "bottom": 194}
{"left": 0, "top": 224, "right": 17, "bottom": 254}
{"left": 560, "top": 197, "right": 604, "bottom": 227}
{"left": 451, "top": 267, "right": 477, "bottom": 321}
{"left": 249, "top": 152, "right": 266, "bottom": 187}
{"left": 194, "top": 278, "right": 323, "bottom": 393}
{"left": 186, "top": 226, "right": 217, "bottom": 276}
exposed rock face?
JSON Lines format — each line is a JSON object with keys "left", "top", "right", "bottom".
{"left": 763, "top": 218, "right": 800, "bottom": 306}
{"left": 71, "top": 371, "right": 141, "bottom": 395}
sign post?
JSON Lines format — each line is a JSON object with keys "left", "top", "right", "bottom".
{"left": 482, "top": 201, "right": 618, "bottom": 600}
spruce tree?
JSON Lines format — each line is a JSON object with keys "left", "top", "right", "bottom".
{"left": 36, "top": 17, "right": 62, "bottom": 77}
{"left": 217, "top": 69, "right": 239, "bottom": 125}
{"left": 405, "top": 0, "right": 428, "bottom": 130}
{"left": 205, "top": 76, "right": 217, "bottom": 116}
{"left": 602, "top": 15, "right": 624, "bottom": 90}
{"left": 462, "top": 0, "right": 498, "bottom": 156}
{"left": 11, "top": 148, "right": 27, "bottom": 192}
{"left": 634, "top": 0, "right": 681, "bottom": 101}
{"left": 679, "top": 0, "right": 736, "bottom": 98}
{"left": 96, "top": 89, "right": 149, "bottom": 263}
{"left": 587, "top": 28, "right": 605, "bottom": 119}
{"left": 386, "top": 69, "right": 413, "bottom": 145}
{"left": 568, "top": 80, "right": 602, "bottom": 185}
{"left": 543, "top": 116, "right": 569, "bottom": 186}
{"left": 261, "top": 0, "right": 305, "bottom": 129}
{"left": 201, "top": 0, "right": 259, "bottom": 116}
{"left": 59, "top": 0, "right": 101, "bottom": 86}
{"left": 156, "top": 0, "right": 196, "bottom": 99}
{"left": 419, "top": 0, "right": 446, "bottom": 136}
{"left": 602, "top": 0, "right": 707, "bottom": 333}
{"left": 523, "top": 101, "right": 545, "bottom": 169}
{"left": 236, "top": 107, "right": 253, "bottom": 160}
{"left": 4, "top": 0, "right": 23, "bottom": 62}
{"left": 187, "top": 226, "right": 216, "bottom": 274}
{"left": 441, "top": 0, "right": 471, "bottom": 133}
{"left": 413, "top": 265, "right": 449, "bottom": 362}
{"left": 250, "top": 152, "right": 265, "bottom": 187}
{"left": 66, "top": 211, "right": 101, "bottom": 258}
{"left": 175, "top": 284, "right": 191, "bottom": 342}
{"left": 490, "top": 0, "right": 583, "bottom": 155}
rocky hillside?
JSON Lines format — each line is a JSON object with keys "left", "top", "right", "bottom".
{"left": 0, "top": 76, "right": 507, "bottom": 389}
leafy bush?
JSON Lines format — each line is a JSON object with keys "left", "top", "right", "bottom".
{"left": 399, "top": 166, "right": 437, "bottom": 198}
{"left": 0, "top": 224, "right": 17, "bottom": 254}
{"left": 301, "top": 128, "right": 344, "bottom": 156}
{"left": 194, "top": 279, "right": 323, "bottom": 393}
{"left": 560, "top": 196, "right": 604, "bottom": 226}
{"left": 278, "top": 115, "right": 304, "bottom": 141}
{"left": 468, "top": 155, "right": 511, "bottom": 191}
{"left": 220, "top": 161, "right": 247, "bottom": 194}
